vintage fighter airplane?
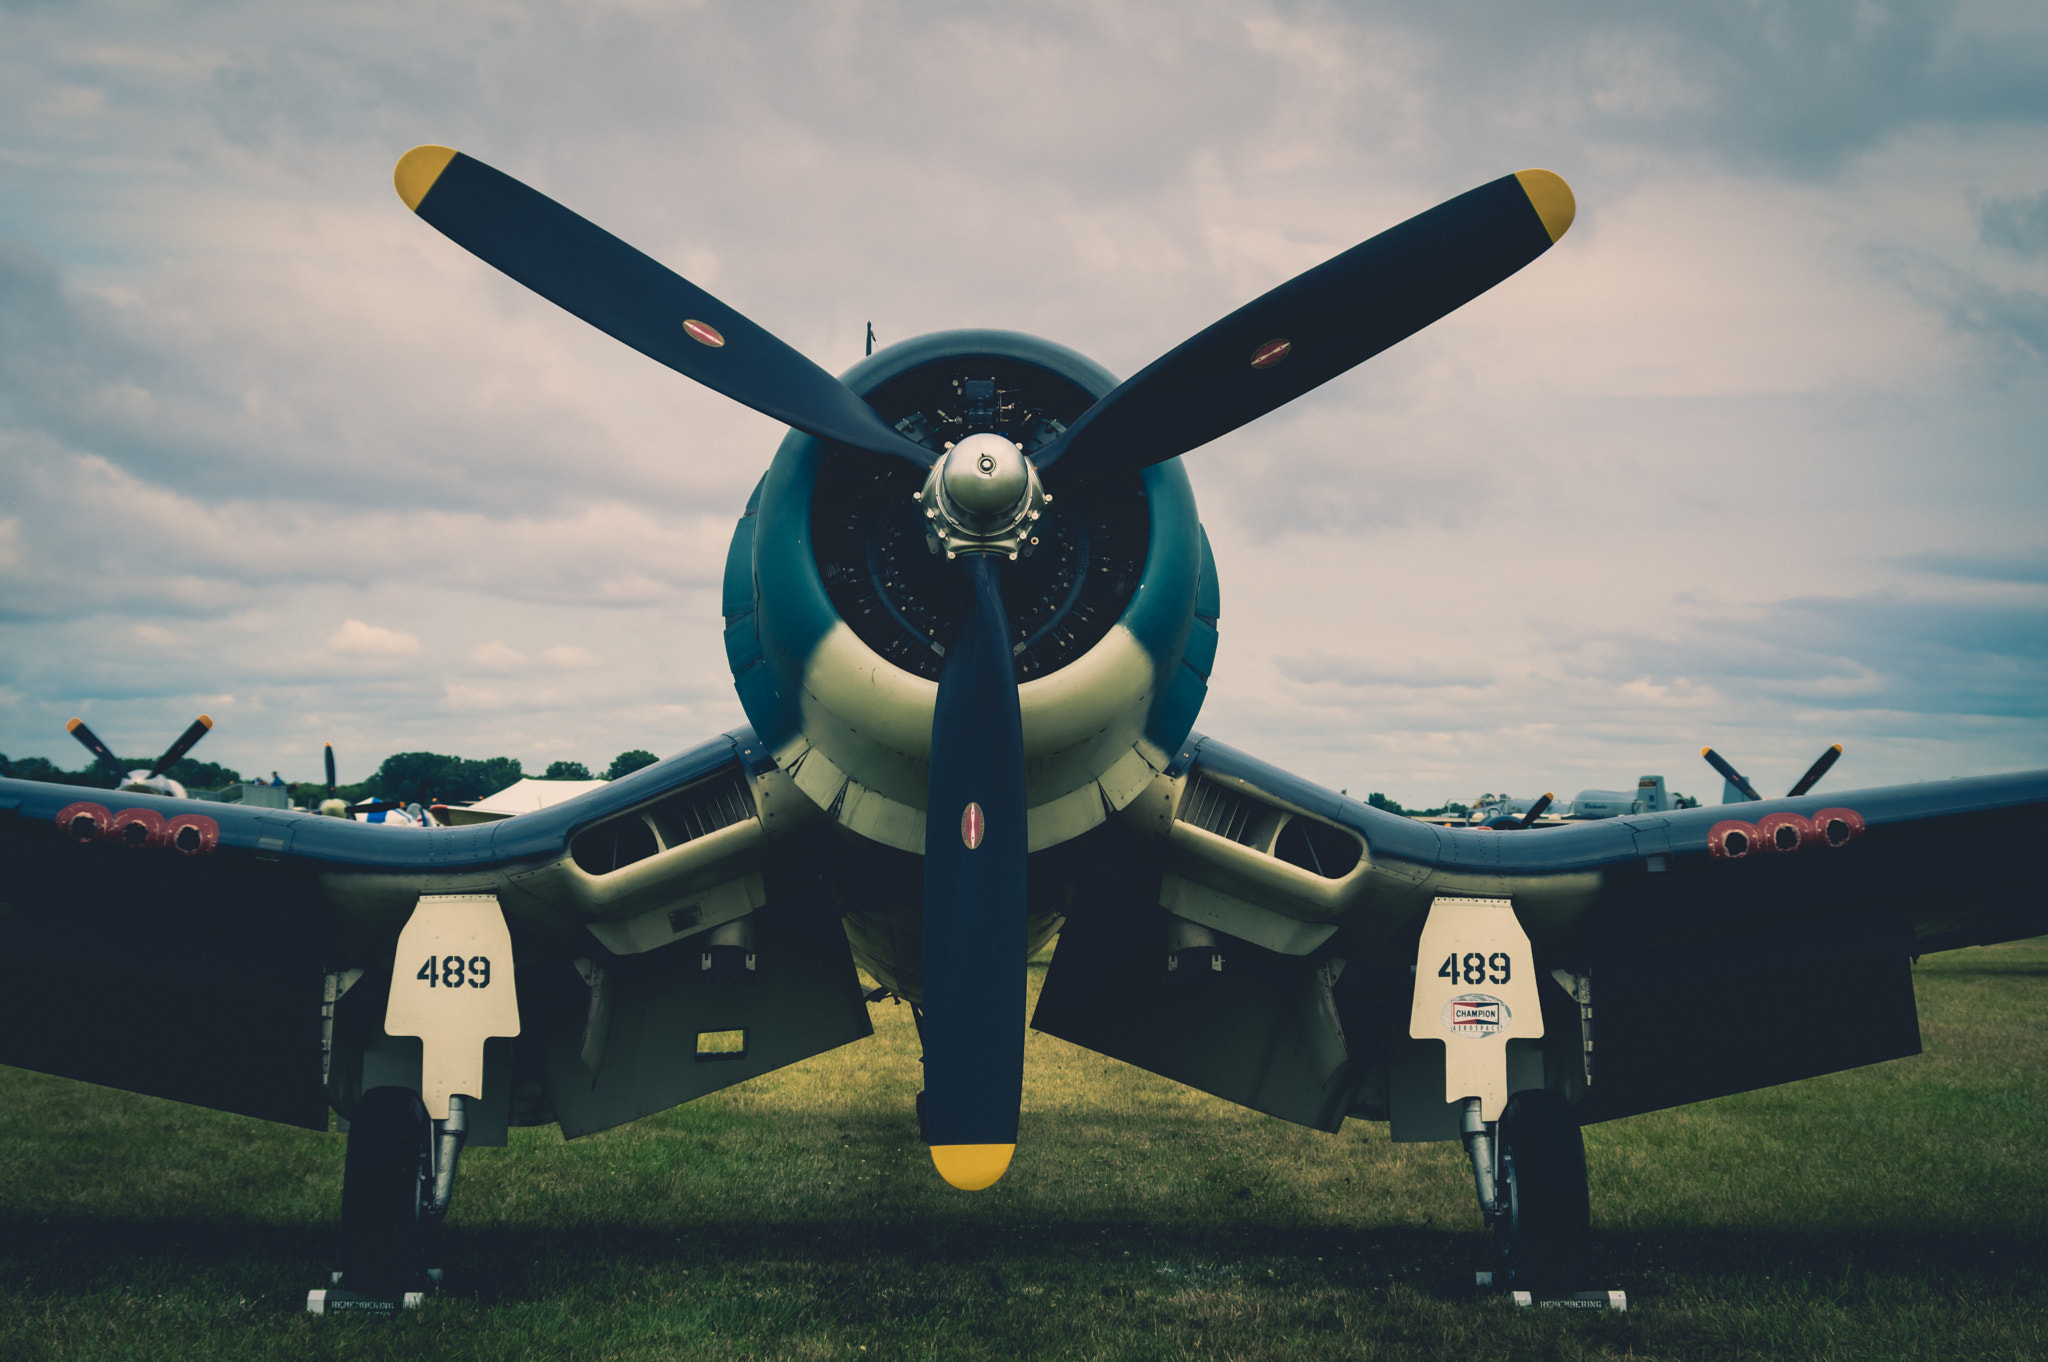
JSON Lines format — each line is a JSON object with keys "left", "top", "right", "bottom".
{"left": 3, "top": 149, "right": 2044, "bottom": 1304}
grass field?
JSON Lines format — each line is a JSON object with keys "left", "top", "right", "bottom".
{"left": 1, "top": 938, "right": 2042, "bottom": 1361}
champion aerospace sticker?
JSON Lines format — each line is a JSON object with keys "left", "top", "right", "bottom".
{"left": 1441, "top": 993, "right": 1511, "bottom": 1038}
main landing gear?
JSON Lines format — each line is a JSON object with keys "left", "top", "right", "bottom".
{"left": 310, "top": 1087, "right": 471, "bottom": 1314}
{"left": 1463, "top": 1089, "right": 1592, "bottom": 1297}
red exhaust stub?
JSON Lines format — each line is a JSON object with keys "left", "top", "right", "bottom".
{"left": 683, "top": 318, "right": 726, "bottom": 348}
{"left": 1812, "top": 807, "right": 1866, "bottom": 848}
{"left": 165, "top": 812, "right": 220, "bottom": 856}
{"left": 1708, "top": 819, "right": 1761, "bottom": 860}
{"left": 1441, "top": 993, "right": 1510, "bottom": 1038}
{"left": 1249, "top": 338, "right": 1292, "bottom": 369}
{"left": 56, "top": 801, "right": 112, "bottom": 843}
{"left": 960, "top": 801, "right": 985, "bottom": 850}
{"left": 110, "top": 806, "right": 170, "bottom": 850}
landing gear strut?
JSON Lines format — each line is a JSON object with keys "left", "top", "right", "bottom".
{"left": 1466, "top": 1089, "right": 1590, "bottom": 1295}
{"left": 337, "top": 1087, "right": 470, "bottom": 1298}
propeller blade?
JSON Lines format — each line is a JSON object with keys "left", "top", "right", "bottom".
{"left": 147, "top": 714, "right": 213, "bottom": 779}
{"left": 393, "top": 147, "right": 930, "bottom": 467}
{"left": 65, "top": 718, "right": 128, "bottom": 779}
{"left": 1035, "top": 170, "right": 1575, "bottom": 481}
{"left": 920, "top": 555, "right": 1028, "bottom": 1191}
{"left": 1517, "top": 792, "right": 1555, "bottom": 827}
{"left": 325, "top": 742, "right": 338, "bottom": 798}
{"left": 1701, "top": 748, "right": 1762, "bottom": 802}
{"left": 1786, "top": 744, "right": 1843, "bottom": 799}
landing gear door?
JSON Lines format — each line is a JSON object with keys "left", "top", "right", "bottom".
{"left": 1408, "top": 896, "right": 1543, "bottom": 1121}
{"left": 384, "top": 894, "right": 521, "bottom": 1121}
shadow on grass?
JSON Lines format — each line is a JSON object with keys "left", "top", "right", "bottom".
{"left": 2, "top": 1205, "right": 2037, "bottom": 1313}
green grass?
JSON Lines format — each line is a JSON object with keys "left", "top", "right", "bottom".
{"left": 2, "top": 938, "right": 2043, "bottom": 1360}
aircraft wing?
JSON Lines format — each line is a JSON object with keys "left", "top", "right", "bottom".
{"left": 7, "top": 719, "right": 2041, "bottom": 1146}
{"left": 1032, "top": 735, "right": 2048, "bottom": 1137}
{"left": 0, "top": 729, "right": 872, "bottom": 1140}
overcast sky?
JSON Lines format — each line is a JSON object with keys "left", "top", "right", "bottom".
{"left": 2, "top": 0, "right": 2043, "bottom": 807}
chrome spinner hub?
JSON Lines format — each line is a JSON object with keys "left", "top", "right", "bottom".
{"left": 914, "top": 431, "right": 1050, "bottom": 559}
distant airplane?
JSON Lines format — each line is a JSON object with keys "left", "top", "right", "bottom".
{"left": 63, "top": 715, "right": 214, "bottom": 799}
{"left": 1564, "top": 774, "right": 1694, "bottom": 820}
{"left": 1703, "top": 744, "right": 1843, "bottom": 805}
{"left": 1471, "top": 792, "right": 1556, "bottom": 829}
{"left": 317, "top": 743, "right": 351, "bottom": 818}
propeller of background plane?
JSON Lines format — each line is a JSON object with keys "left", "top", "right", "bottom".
{"left": 318, "top": 742, "right": 352, "bottom": 818}
{"left": 395, "top": 146, "right": 1576, "bottom": 1188}
{"left": 1701, "top": 744, "right": 1843, "bottom": 802}
{"left": 65, "top": 714, "right": 213, "bottom": 796}
{"left": 1472, "top": 791, "right": 1555, "bottom": 830}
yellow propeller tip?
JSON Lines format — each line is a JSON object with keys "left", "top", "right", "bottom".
{"left": 394, "top": 145, "right": 459, "bottom": 212}
{"left": 1515, "top": 169, "right": 1576, "bottom": 244}
{"left": 196, "top": 715, "right": 213, "bottom": 729}
{"left": 1700, "top": 747, "right": 1714, "bottom": 757}
{"left": 65, "top": 718, "right": 84, "bottom": 732}
{"left": 930, "top": 1143, "right": 1015, "bottom": 1190}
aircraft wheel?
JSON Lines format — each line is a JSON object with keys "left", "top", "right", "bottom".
{"left": 1491, "top": 1088, "right": 1590, "bottom": 1294}
{"left": 340, "top": 1086, "right": 434, "bottom": 1295}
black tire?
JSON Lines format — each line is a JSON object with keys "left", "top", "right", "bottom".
{"left": 1492, "top": 1088, "right": 1590, "bottom": 1294}
{"left": 341, "top": 1086, "right": 433, "bottom": 1295}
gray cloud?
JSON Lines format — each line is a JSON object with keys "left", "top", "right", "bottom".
{"left": 1901, "top": 547, "right": 2048, "bottom": 583}
{"left": 1277, "top": 653, "right": 1492, "bottom": 690}
{"left": 1556, "top": 591, "right": 2048, "bottom": 721}
{"left": 1977, "top": 189, "right": 2048, "bottom": 255}
{"left": 1, "top": 0, "right": 2045, "bottom": 796}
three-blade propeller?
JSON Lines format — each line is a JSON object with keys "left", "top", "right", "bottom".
{"left": 66, "top": 714, "right": 213, "bottom": 786}
{"left": 1703, "top": 744, "right": 1843, "bottom": 802}
{"left": 396, "top": 146, "right": 1576, "bottom": 1187}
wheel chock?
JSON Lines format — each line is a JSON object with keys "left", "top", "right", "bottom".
{"left": 306, "top": 1269, "right": 442, "bottom": 1316}
{"left": 1475, "top": 1273, "right": 1625, "bottom": 1310}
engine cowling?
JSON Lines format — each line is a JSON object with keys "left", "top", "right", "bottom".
{"left": 722, "top": 329, "right": 1218, "bottom": 855}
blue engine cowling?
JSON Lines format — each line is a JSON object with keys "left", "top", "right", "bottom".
{"left": 721, "top": 329, "right": 1219, "bottom": 855}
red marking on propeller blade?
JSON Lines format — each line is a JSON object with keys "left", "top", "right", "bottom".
{"left": 683, "top": 319, "right": 726, "bottom": 348}
{"left": 961, "top": 801, "right": 985, "bottom": 850}
{"left": 1250, "top": 338, "right": 1292, "bottom": 369}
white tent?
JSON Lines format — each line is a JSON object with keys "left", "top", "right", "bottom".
{"left": 444, "top": 777, "right": 610, "bottom": 825}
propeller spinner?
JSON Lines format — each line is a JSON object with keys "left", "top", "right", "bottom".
{"left": 396, "top": 147, "right": 1576, "bottom": 1187}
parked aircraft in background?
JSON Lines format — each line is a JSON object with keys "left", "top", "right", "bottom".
{"left": 1704, "top": 744, "right": 1844, "bottom": 806}
{"left": 63, "top": 715, "right": 214, "bottom": 799}
{"left": 317, "top": 744, "right": 351, "bottom": 819}
{"left": 1565, "top": 775, "right": 1695, "bottom": 820}
{"left": 1412, "top": 792, "right": 1561, "bottom": 828}
{"left": 4, "top": 151, "right": 2043, "bottom": 1312}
